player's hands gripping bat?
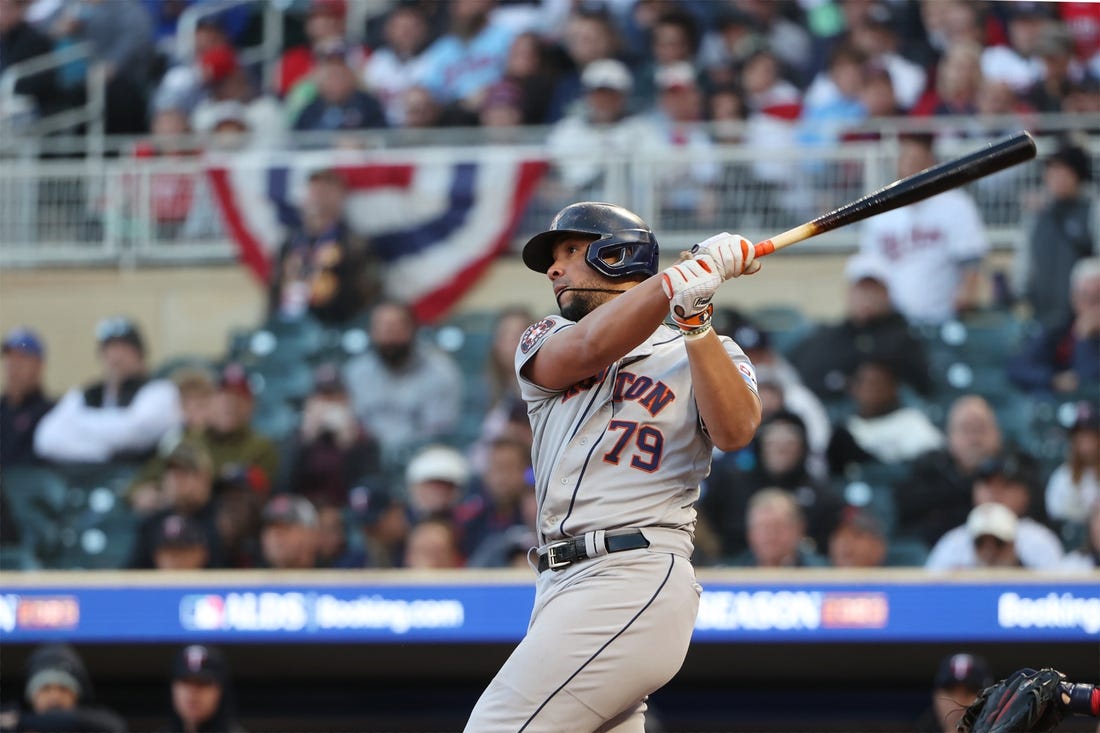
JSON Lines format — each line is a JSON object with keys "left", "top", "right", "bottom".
{"left": 660, "top": 256, "right": 722, "bottom": 338}
{"left": 958, "top": 668, "right": 1100, "bottom": 733}
{"left": 690, "top": 232, "right": 761, "bottom": 280}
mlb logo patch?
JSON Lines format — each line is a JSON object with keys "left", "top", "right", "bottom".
{"left": 520, "top": 318, "right": 555, "bottom": 354}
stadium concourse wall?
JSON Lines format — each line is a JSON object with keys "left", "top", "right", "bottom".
{"left": 0, "top": 250, "right": 1016, "bottom": 395}
{"left": 0, "top": 568, "right": 1097, "bottom": 732}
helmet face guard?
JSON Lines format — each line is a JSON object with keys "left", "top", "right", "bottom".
{"left": 522, "top": 202, "right": 659, "bottom": 279}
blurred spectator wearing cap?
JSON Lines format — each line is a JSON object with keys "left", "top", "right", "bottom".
{"left": 268, "top": 167, "right": 382, "bottom": 326}
{"left": 1, "top": 327, "right": 52, "bottom": 470}
{"left": 629, "top": 9, "right": 702, "bottom": 110}
{"left": 1044, "top": 401, "right": 1099, "bottom": 527}
{"left": 454, "top": 436, "right": 532, "bottom": 557}
{"left": 404, "top": 443, "right": 471, "bottom": 522}
{"left": 545, "top": 6, "right": 624, "bottom": 123}
{"left": 34, "top": 317, "right": 182, "bottom": 465}
{"left": 189, "top": 42, "right": 285, "bottom": 150}
{"left": 129, "top": 440, "right": 224, "bottom": 569}
{"left": 1018, "top": 142, "right": 1095, "bottom": 329}
{"left": 361, "top": 3, "right": 432, "bottom": 126}
{"left": 633, "top": 61, "right": 719, "bottom": 227}
{"left": 858, "top": 133, "right": 990, "bottom": 325}
{"left": 715, "top": 309, "right": 832, "bottom": 473}
{"left": 0, "top": 0, "right": 62, "bottom": 122}
{"left": 49, "top": 0, "right": 154, "bottom": 135}
{"left": 730, "top": 487, "right": 828, "bottom": 568}
{"left": 404, "top": 516, "right": 464, "bottom": 569}
{"left": 702, "top": 410, "right": 843, "bottom": 561}
{"left": 166, "top": 644, "right": 245, "bottom": 733}
{"left": 825, "top": 356, "right": 944, "bottom": 475}
{"left": 342, "top": 301, "right": 463, "bottom": 472}
{"left": 846, "top": 2, "right": 926, "bottom": 111}
{"left": 981, "top": 2, "right": 1053, "bottom": 94}
{"left": 151, "top": 19, "right": 231, "bottom": 118}
{"left": 896, "top": 395, "right": 1004, "bottom": 548}
{"left": 152, "top": 513, "right": 212, "bottom": 570}
{"left": 291, "top": 39, "right": 387, "bottom": 134}
{"left": 3, "top": 643, "right": 127, "bottom": 733}
{"left": 414, "top": 0, "right": 516, "bottom": 118}
{"left": 1008, "top": 256, "right": 1100, "bottom": 395}
{"left": 1025, "top": 24, "right": 1079, "bottom": 112}
{"left": 546, "top": 58, "right": 642, "bottom": 194}
{"left": 789, "top": 253, "right": 931, "bottom": 401}
{"left": 925, "top": 450, "right": 1064, "bottom": 570}
{"left": 348, "top": 484, "right": 410, "bottom": 568}
{"left": 278, "top": 0, "right": 362, "bottom": 100}
{"left": 279, "top": 362, "right": 380, "bottom": 508}
{"left": 260, "top": 493, "right": 320, "bottom": 570}
{"left": 827, "top": 505, "right": 889, "bottom": 568}
{"left": 914, "top": 652, "right": 994, "bottom": 732}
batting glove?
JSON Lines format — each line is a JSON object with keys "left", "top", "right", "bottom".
{"left": 691, "top": 232, "right": 761, "bottom": 280}
{"left": 661, "top": 255, "right": 722, "bottom": 340}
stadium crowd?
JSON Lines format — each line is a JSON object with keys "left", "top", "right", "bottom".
{"left": 0, "top": 0, "right": 1098, "bottom": 578}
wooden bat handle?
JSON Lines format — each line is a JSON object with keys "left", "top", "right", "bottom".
{"left": 754, "top": 223, "right": 817, "bottom": 259}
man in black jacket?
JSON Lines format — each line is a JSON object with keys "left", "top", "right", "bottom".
{"left": 0, "top": 0, "right": 61, "bottom": 119}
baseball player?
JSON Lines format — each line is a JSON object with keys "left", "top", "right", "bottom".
{"left": 464, "top": 202, "right": 762, "bottom": 732}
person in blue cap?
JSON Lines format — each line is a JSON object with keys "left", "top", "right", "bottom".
{"left": 0, "top": 326, "right": 53, "bottom": 470}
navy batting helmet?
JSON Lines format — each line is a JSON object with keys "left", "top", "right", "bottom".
{"left": 522, "top": 202, "right": 659, "bottom": 279}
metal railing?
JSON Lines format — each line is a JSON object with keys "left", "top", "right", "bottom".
{"left": 175, "top": 0, "right": 285, "bottom": 94}
{"left": 3, "top": 132, "right": 1095, "bottom": 269}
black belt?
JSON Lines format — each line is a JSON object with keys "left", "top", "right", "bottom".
{"left": 537, "top": 530, "right": 650, "bottom": 572}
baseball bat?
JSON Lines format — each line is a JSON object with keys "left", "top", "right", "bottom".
{"left": 753, "top": 131, "right": 1038, "bottom": 258}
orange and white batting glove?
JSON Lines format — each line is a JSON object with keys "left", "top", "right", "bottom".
{"left": 691, "top": 232, "right": 761, "bottom": 280}
{"left": 661, "top": 255, "right": 722, "bottom": 340}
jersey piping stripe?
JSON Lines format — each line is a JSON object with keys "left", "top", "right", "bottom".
{"left": 517, "top": 554, "right": 677, "bottom": 733}
{"left": 559, "top": 368, "right": 614, "bottom": 536}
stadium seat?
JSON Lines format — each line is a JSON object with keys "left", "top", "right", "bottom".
{"left": 248, "top": 359, "right": 315, "bottom": 403}
{"left": 749, "top": 305, "right": 812, "bottom": 355}
{"left": 884, "top": 537, "right": 929, "bottom": 567}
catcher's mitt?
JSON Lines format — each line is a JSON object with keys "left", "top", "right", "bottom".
{"left": 957, "top": 668, "right": 1070, "bottom": 733}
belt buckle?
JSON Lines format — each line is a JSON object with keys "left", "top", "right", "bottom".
{"left": 545, "top": 541, "right": 572, "bottom": 570}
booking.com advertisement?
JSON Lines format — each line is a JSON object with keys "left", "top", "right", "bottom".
{"left": 1, "top": 580, "right": 1097, "bottom": 644}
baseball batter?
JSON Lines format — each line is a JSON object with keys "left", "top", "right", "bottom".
{"left": 464, "top": 202, "right": 763, "bottom": 732}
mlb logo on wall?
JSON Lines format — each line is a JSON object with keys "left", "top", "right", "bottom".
{"left": 179, "top": 594, "right": 227, "bottom": 631}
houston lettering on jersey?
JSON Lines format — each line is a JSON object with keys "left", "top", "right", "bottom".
{"left": 561, "top": 368, "right": 677, "bottom": 418}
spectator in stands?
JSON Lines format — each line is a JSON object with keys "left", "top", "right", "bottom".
{"left": 404, "top": 443, "right": 470, "bottom": 522}
{"left": 401, "top": 84, "right": 443, "bottom": 130}
{"left": 278, "top": 0, "right": 359, "bottom": 100}
{"left": 702, "top": 410, "right": 843, "bottom": 559}
{"left": 469, "top": 305, "right": 534, "bottom": 471}
{"left": 1008, "top": 256, "right": 1100, "bottom": 395}
{"left": 315, "top": 501, "right": 365, "bottom": 568}
{"left": 546, "top": 58, "right": 640, "bottom": 195}
{"left": 1060, "top": 502, "right": 1100, "bottom": 571}
{"left": 697, "top": 7, "right": 761, "bottom": 90}
{"left": 213, "top": 477, "right": 262, "bottom": 569}
{"left": 167, "top": 644, "right": 245, "bottom": 733}
{"left": 729, "top": 488, "right": 828, "bottom": 567}
{"left": 981, "top": 1, "right": 1052, "bottom": 93}
{"left": 1026, "top": 24, "right": 1078, "bottom": 112}
{"left": 151, "top": 18, "right": 230, "bottom": 118}
{"left": 914, "top": 652, "right": 994, "bottom": 733}
{"left": 630, "top": 8, "right": 701, "bottom": 110}
{"left": 34, "top": 317, "right": 181, "bottom": 464}
{"left": 546, "top": 6, "right": 623, "bottom": 122}
{"left": 912, "top": 41, "right": 984, "bottom": 117}
{"left": 128, "top": 106, "right": 205, "bottom": 240}
{"left": 732, "top": 0, "right": 813, "bottom": 87}
{"left": 348, "top": 483, "right": 410, "bottom": 568}
{"left": 633, "top": 61, "right": 719, "bottom": 227}
{"left": 858, "top": 133, "right": 989, "bottom": 325}
{"left": 499, "top": 31, "right": 558, "bottom": 125}
{"left": 50, "top": 0, "right": 154, "bottom": 134}
{"left": 404, "top": 516, "right": 463, "bottom": 569}
{"left": 1044, "top": 400, "right": 1099, "bottom": 527}
{"left": 416, "top": 0, "right": 515, "bottom": 122}
{"left": 925, "top": 450, "right": 1064, "bottom": 570}
{"left": 1, "top": 327, "right": 52, "bottom": 470}
{"left": 342, "top": 300, "right": 464, "bottom": 469}
{"left": 455, "top": 436, "right": 531, "bottom": 557}
{"left": 189, "top": 43, "right": 284, "bottom": 150}
{"left": 477, "top": 79, "right": 525, "bottom": 136}
{"left": 846, "top": 2, "right": 926, "bottom": 111}
{"left": 1020, "top": 142, "right": 1095, "bottom": 328}
{"left": 361, "top": 3, "right": 431, "bottom": 126}
{"left": 281, "top": 363, "right": 380, "bottom": 508}
{"left": 130, "top": 441, "right": 223, "bottom": 569}
{"left": 857, "top": 62, "right": 901, "bottom": 121}
{"left": 468, "top": 523, "right": 538, "bottom": 569}
{"left": 5, "top": 643, "right": 127, "bottom": 733}
{"left": 790, "top": 253, "right": 931, "bottom": 401}
{"left": 918, "top": 0, "right": 986, "bottom": 64}
{"left": 291, "top": 40, "right": 387, "bottom": 134}
{"left": 895, "top": 395, "right": 1003, "bottom": 547}
{"left": 268, "top": 168, "right": 381, "bottom": 326}
{"left": 798, "top": 44, "right": 868, "bottom": 151}
{"left": 826, "top": 357, "right": 944, "bottom": 475}
{"left": 0, "top": 0, "right": 60, "bottom": 121}
{"left": 827, "top": 505, "right": 888, "bottom": 568}
{"left": 151, "top": 513, "right": 211, "bottom": 571}
{"left": 260, "top": 493, "right": 320, "bottom": 570}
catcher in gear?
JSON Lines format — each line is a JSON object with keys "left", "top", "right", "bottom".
{"left": 958, "top": 667, "right": 1099, "bottom": 733}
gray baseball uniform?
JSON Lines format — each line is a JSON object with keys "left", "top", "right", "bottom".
{"left": 465, "top": 315, "right": 759, "bottom": 733}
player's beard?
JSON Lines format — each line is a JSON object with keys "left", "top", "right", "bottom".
{"left": 557, "top": 287, "right": 619, "bottom": 321}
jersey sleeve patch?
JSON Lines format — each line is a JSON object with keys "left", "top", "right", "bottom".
{"left": 520, "top": 317, "right": 556, "bottom": 354}
{"left": 736, "top": 361, "right": 757, "bottom": 389}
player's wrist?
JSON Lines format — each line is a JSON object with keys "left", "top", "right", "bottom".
{"left": 671, "top": 303, "right": 714, "bottom": 340}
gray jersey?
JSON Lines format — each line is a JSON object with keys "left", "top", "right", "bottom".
{"left": 516, "top": 316, "right": 759, "bottom": 544}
